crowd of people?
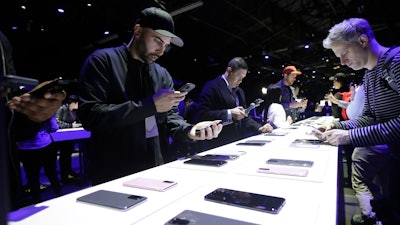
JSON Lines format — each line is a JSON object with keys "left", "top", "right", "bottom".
{"left": 1, "top": 6, "right": 399, "bottom": 225}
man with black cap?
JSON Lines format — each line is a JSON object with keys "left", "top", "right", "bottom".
{"left": 78, "top": 7, "right": 223, "bottom": 185}
{"left": 269, "top": 65, "right": 308, "bottom": 122}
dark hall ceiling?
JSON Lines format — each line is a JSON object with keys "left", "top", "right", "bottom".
{"left": 1, "top": 0, "right": 400, "bottom": 100}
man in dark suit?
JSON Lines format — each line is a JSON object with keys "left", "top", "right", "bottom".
{"left": 195, "top": 57, "right": 273, "bottom": 150}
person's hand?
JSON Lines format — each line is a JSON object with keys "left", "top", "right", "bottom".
{"left": 286, "top": 115, "right": 293, "bottom": 124}
{"left": 188, "top": 120, "right": 223, "bottom": 140}
{"left": 258, "top": 123, "right": 273, "bottom": 133}
{"left": 153, "top": 89, "right": 186, "bottom": 113}
{"left": 8, "top": 91, "right": 66, "bottom": 123}
{"left": 231, "top": 106, "right": 245, "bottom": 120}
{"left": 72, "top": 121, "right": 79, "bottom": 128}
{"left": 321, "top": 129, "right": 351, "bottom": 146}
{"left": 300, "top": 98, "right": 308, "bottom": 108}
{"left": 328, "top": 93, "right": 339, "bottom": 105}
{"left": 320, "top": 122, "right": 334, "bottom": 131}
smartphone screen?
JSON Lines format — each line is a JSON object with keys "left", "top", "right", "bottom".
{"left": 204, "top": 188, "right": 286, "bottom": 214}
{"left": 266, "top": 158, "right": 314, "bottom": 167}
{"left": 183, "top": 158, "right": 227, "bottom": 167}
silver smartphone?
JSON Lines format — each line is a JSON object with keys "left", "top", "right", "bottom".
{"left": 76, "top": 190, "right": 147, "bottom": 211}
{"left": 257, "top": 166, "right": 309, "bottom": 177}
{"left": 266, "top": 158, "right": 314, "bottom": 167}
{"left": 164, "top": 210, "right": 260, "bottom": 225}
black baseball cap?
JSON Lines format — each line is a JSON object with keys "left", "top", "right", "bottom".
{"left": 135, "top": 7, "right": 184, "bottom": 47}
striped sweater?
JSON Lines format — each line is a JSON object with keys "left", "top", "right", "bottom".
{"left": 334, "top": 48, "right": 400, "bottom": 148}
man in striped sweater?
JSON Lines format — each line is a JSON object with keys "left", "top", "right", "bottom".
{"left": 322, "top": 18, "right": 400, "bottom": 225}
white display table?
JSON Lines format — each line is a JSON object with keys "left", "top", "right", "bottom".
{"left": 9, "top": 119, "right": 340, "bottom": 225}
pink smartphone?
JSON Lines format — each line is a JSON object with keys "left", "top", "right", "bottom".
{"left": 257, "top": 166, "right": 308, "bottom": 177}
{"left": 123, "top": 177, "right": 177, "bottom": 192}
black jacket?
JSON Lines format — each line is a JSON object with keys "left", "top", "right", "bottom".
{"left": 78, "top": 44, "right": 192, "bottom": 184}
{"left": 195, "top": 76, "right": 261, "bottom": 148}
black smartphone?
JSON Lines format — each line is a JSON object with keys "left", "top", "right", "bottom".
{"left": 178, "top": 82, "right": 196, "bottom": 92}
{"left": 195, "top": 154, "right": 239, "bottom": 161}
{"left": 266, "top": 158, "right": 314, "bottom": 167}
{"left": 204, "top": 188, "right": 286, "bottom": 214}
{"left": 236, "top": 142, "right": 265, "bottom": 146}
{"left": 27, "top": 77, "right": 79, "bottom": 97}
{"left": 236, "top": 140, "right": 270, "bottom": 146}
{"left": 183, "top": 158, "right": 227, "bottom": 167}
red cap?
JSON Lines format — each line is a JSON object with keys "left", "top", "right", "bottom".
{"left": 283, "top": 66, "right": 302, "bottom": 75}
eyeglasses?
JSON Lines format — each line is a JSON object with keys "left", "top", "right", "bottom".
{"left": 152, "top": 37, "right": 172, "bottom": 52}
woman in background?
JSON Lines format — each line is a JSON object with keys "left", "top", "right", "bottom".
{"left": 263, "top": 87, "right": 292, "bottom": 129}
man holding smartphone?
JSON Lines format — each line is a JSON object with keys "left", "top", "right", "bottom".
{"left": 78, "top": 7, "right": 223, "bottom": 185}
{"left": 194, "top": 57, "right": 273, "bottom": 150}
{"left": 1, "top": 30, "right": 66, "bottom": 213}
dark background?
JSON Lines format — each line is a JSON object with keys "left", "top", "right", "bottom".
{"left": 1, "top": 0, "right": 400, "bottom": 104}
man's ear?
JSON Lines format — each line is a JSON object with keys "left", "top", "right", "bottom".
{"left": 358, "top": 34, "right": 368, "bottom": 47}
{"left": 133, "top": 24, "right": 142, "bottom": 37}
{"left": 226, "top": 67, "right": 233, "bottom": 75}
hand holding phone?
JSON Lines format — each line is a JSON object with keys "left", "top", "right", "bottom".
{"left": 192, "top": 120, "right": 222, "bottom": 136}
{"left": 306, "top": 125, "right": 323, "bottom": 135}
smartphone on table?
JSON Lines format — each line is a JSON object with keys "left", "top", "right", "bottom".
{"left": 266, "top": 158, "right": 314, "bottom": 167}
{"left": 164, "top": 210, "right": 259, "bottom": 225}
{"left": 123, "top": 177, "right": 177, "bottom": 192}
{"left": 236, "top": 139, "right": 271, "bottom": 146}
{"left": 193, "top": 154, "right": 239, "bottom": 161}
{"left": 257, "top": 166, "right": 309, "bottom": 177}
{"left": 204, "top": 188, "right": 286, "bottom": 214}
{"left": 183, "top": 158, "right": 227, "bottom": 167}
{"left": 76, "top": 190, "right": 147, "bottom": 211}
